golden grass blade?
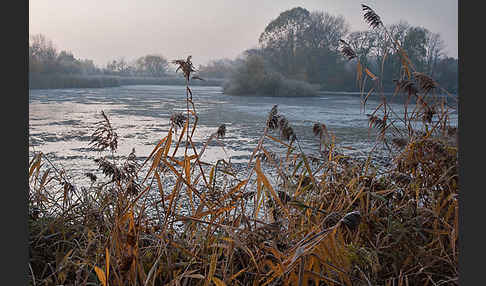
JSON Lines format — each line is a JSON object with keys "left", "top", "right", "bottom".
{"left": 171, "top": 119, "right": 188, "bottom": 157}
{"left": 161, "top": 158, "right": 213, "bottom": 209}
{"left": 300, "top": 152, "right": 317, "bottom": 193}
{"left": 141, "top": 143, "right": 165, "bottom": 184}
{"left": 105, "top": 248, "right": 110, "bottom": 284}
{"left": 228, "top": 267, "right": 248, "bottom": 283}
{"left": 265, "top": 134, "right": 292, "bottom": 148}
{"left": 29, "top": 154, "right": 42, "bottom": 179}
{"left": 184, "top": 273, "right": 205, "bottom": 279}
{"left": 154, "top": 170, "right": 164, "bottom": 202}
{"left": 141, "top": 136, "right": 167, "bottom": 168}
{"left": 164, "top": 129, "right": 172, "bottom": 157}
{"left": 187, "top": 154, "right": 199, "bottom": 160}
{"left": 401, "top": 56, "right": 411, "bottom": 79}
{"left": 94, "top": 266, "right": 107, "bottom": 286}
{"left": 363, "top": 87, "right": 375, "bottom": 106}
{"left": 255, "top": 158, "right": 290, "bottom": 219}
{"left": 59, "top": 249, "right": 74, "bottom": 271}
{"left": 166, "top": 177, "right": 182, "bottom": 218}
{"left": 184, "top": 156, "right": 191, "bottom": 185}
{"left": 254, "top": 170, "right": 263, "bottom": 220}
{"left": 364, "top": 68, "right": 376, "bottom": 80}
{"left": 204, "top": 251, "right": 218, "bottom": 286}
{"left": 221, "top": 179, "right": 248, "bottom": 201}
{"left": 212, "top": 276, "right": 226, "bottom": 286}
{"left": 345, "top": 186, "right": 366, "bottom": 213}
{"left": 261, "top": 270, "right": 283, "bottom": 286}
{"left": 214, "top": 205, "right": 237, "bottom": 217}
{"left": 305, "top": 270, "right": 345, "bottom": 286}
{"left": 38, "top": 168, "right": 52, "bottom": 192}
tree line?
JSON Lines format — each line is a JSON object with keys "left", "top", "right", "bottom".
{"left": 28, "top": 35, "right": 222, "bottom": 89}
{"left": 29, "top": 34, "right": 170, "bottom": 78}
{"left": 201, "top": 7, "right": 458, "bottom": 94}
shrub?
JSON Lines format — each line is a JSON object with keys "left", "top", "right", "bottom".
{"left": 223, "top": 55, "right": 318, "bottom": 97}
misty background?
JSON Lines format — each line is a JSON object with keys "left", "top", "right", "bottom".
{"left": 29, "top": 0, "right": 458, "bottom": 93}
{"left": 29, "top": 0, "right": 457, "bottom": 66}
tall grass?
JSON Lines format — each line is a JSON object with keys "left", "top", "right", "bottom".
{"left": 28, "top": 5, "right": 458, "bottom": 285}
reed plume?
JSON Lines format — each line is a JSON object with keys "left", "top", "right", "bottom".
{"left": 339, "top": 39, "right": 357, "bottom": 61}
{"left": 362, "top": 4, "right": 382, "bottom": 28}
{"left": 89, "top": 110, "right": 118, "bottom": 152}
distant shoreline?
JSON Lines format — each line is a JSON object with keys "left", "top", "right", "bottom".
{"left": 318, "top": 90, "right": 457, "bottom": 97}
{"left": 28, "top": 73, "right": 225, "bottom": 90}
{"left": 28, "top": 75, "right": 458, "bottom": 100}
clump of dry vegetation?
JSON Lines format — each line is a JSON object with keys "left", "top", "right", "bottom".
{"left": 28, "top": 5, "right": 458, "bottom": 286}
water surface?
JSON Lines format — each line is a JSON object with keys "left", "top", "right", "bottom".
{"left": 29, "top": 85, "right": 457, "bottom": 184}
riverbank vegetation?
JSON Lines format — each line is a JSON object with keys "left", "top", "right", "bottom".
{"left": 29, "top": 4, "right": 458, "bottom": 285}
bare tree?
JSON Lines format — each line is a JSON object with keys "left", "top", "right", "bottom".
{"left": 29, "top": 34, "right": 58, "bottom": 73}
{"left": 135, "top": 54, "right": 169, "bottom": 77}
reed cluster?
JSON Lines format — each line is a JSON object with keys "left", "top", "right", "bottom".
{"left": 28, "top": 5, "right": 458, "bottom": 285}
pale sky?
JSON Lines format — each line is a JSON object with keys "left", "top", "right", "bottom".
{"left": 29, "top": 0, "right": 458, "bottom": 67}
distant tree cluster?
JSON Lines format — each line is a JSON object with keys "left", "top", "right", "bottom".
{"left": 104, "top": 54, "right": 169, "bottom": 77}
{"left": 220, "top": 7, "right": 458, "bottom": 94}
{"left": 29, "top": 34, "right": 99, "bottom": 75}
{"left": 29, "top": 34, "right": 170, "bottom": 78}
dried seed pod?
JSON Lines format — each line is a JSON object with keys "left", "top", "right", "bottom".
{"left": 339, "top": 39, "right": 357, "bottom": 60}
{"left": 362, "top": 4, "right": 382, "bottom": 28}
{"left": 217, "top": 124, "right": 226, "bottom": 138}
{"left": 94, "top": 157, "right": 123, "bottom": 181}
{"left": 266, "top": 105, "right": 297, "bottom": 143}
{"left": 126, "top": 179, "right": 140, "bottom": 195}
{"left": 85, "top": 172, "right": 97, "bottom": 183}
{"left": 367, "top": 114, "right": 386, "bottom": 130}
{"left": 313, "top": 122, "right": 329, "bottom": 138}
{"left": 172, "top": 55, "right": 197, "bottom": 80}
{"left": 90, "top": 110, "right": 118, "bottom": 152}
{"left": 170, "top": 112, "right": 187, "bottom": 129}
{"left": 413, "top": 72, "right": 437, "bottom": 94}
{"left": 422, "top": 106, "right": 436, "bottom": 123}
{"left": 256, "top": 150, "right": 278, "bottom": 162}
{"left": 267, "top": 105, "right": 279, "bottom": 130}
{"left": 395, "top": 79, "right": 418, "bottom": 96}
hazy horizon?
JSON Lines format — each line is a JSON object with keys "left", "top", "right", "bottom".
{"left": 29, "top": 0, "right": 458, "bottom": 67}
